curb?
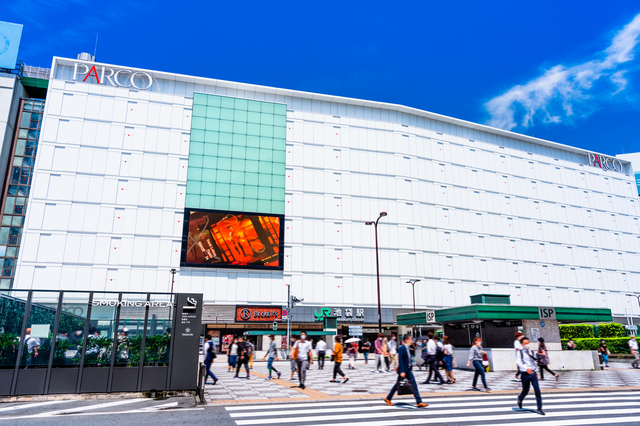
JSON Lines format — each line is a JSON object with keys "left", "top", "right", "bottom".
{"left": 0, "top": 390, "right": 196, "bottom": 404}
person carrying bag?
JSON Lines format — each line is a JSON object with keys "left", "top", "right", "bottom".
{"left": 384, "top": 334, "right": 428, "bottom": 408}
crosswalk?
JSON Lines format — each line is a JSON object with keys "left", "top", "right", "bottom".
{"left": 224, "top": 390, "right": 640, "bottom": 425}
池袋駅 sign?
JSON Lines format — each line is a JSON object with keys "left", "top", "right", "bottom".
{"left": 587, "top": 153, "right": 623, "bottom": 173}
{"left": 89, "top": 300, "right": 173, "bottom": 308}
{"left": 72, "top": 62, "right": 153, "bottom": 90}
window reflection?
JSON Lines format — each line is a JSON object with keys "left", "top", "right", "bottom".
{"left": 20, "top": 292, "right": 59, "bottom": 368}
{"left": 84, "top": 293, "right": 118, "bottom": 367}
{"left": 53, "top": 293, "right": 89, "bottom": 367}
{"left": 0, "top": 291, "right": 29, "bottom": 368}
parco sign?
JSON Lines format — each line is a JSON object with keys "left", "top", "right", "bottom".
{"left": 72, "top": 62, "right": 153, "bottom": 90}
{"left": 587, "top": 153, "right": 623, "bottom": 173}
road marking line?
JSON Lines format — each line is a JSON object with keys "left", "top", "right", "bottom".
{"left": 0, "top": 406, "right": 203, "bottom": 420}
{"left": 49, "top": 398, "right": 147, "bottom": 415}
{"left": 0, "top": 400, "right": 74, "bottom": 413}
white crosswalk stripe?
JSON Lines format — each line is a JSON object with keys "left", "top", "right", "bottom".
{"left": 223, "top": 391, "right": 640, "bottom": 426}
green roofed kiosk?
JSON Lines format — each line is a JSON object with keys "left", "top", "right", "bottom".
{"left": 397, "top": 294, "right": 612, "bottom": 372}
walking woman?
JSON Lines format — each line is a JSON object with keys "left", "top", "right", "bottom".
{"left": 598, "top": 340, "right": 610, "bottom": 369}
{"left": 442, "top": 336, "right": 456, "bottom": 384}
{"left": 466, "top": 337, "right": 491, "bottom": 391}
{"left": 227, "top": 338, "right": 238, "bottom": 372}
{"left": 330, "top": 336, "right": 348, "bottom": 383}
{"left": 348, "top": 343, "right": 357, "bottom": 369}
{"left": 536, "top": 338, "right": 558, "bottom": 380}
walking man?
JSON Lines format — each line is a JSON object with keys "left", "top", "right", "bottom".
{"left": 514, "top": 331, "right": 524, "bottom": 381}
{"left": 262, "top": 333, "right": 282, "bottom": 380}
{"left": 630, "top": 335, "right": 639, "bottom": 369}
{"left": 234, "top": 336, "right": 251, "bottom": 379}
{"left": 289, "top": 335, "right": 298, "bottom": 379}
{"left": 388, "top": 334, "right": 398, "bottom": 370}
{"left": 374, "top": 333, "right": 384, "bottom": 372}
{"left": 203, "top": 335, "right": 218, "bottom": 385}
{"left": 423, "top": 333, "right": 445, "bottom": 385}
{"left": 316, "top": 338, "right": 327, "bottom": 370}
{"left": 362, "top": 339, "right": 371, "bottom": 364}
{"left": 385, "top": 334, "right": 428, "bottom": 408}
{"left": 293, "top": 331, "right": 313, "bottom": 389}
{"left": 330, "top": 335, "right": 348, "bottom": 383}
{"left": 516, "top": 337, "right": 544, "bottom": 416}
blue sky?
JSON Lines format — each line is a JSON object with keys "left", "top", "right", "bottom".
{"left": 6, "top": 1, "right": 640, "bottom": 156}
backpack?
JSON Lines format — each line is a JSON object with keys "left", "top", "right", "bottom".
{"left": 206, "top": 341, "right": 217, "bottom": 359}
{"left": 244, "top": 342, "right": 254, "bottom": 356}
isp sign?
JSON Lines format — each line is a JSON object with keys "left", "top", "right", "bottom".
{"left": 539, "top": 307, "right": 556, "bottom": 320}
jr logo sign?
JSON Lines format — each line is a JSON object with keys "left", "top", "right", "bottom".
{"left": 314, "top": 308, "right": 331, "bottom": 321}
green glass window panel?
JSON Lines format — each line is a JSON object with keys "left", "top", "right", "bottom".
{"left": 246, "top": 160, "right": 259, "bottom": 172}
{"left": 234, "top": 110, "right": 248, "bottom": 122}
{"left": 259, "top": 149, "right": 273, "bottom": 162}
{"left": 271, "top": 187, "right": 284, "bottom": 201}
{"left": 206, "top": 106, "right": 220, "bottom": 118}
{"left": 191, "top": 129, "right": 205, "bottom": 141}
{"left": 202, "top": 169, "right": 216, "bottom": 182}
{"left": 200, "top": 195, "right": 215, "bottom": 208}
{"left": 201, "top": 182, "right": 216, "bottom": 195}
{"left": 259, "top": 125, "right": 273, "bottom": 137}
{"left": 230, "top": 159, "right": 245, "bottom": 172}
{"left": 193, "top": 93, "right": 207, "bottom": 105}
{"left": 189, "top": 142, "right": 204, "bottom": 155}
{"left": 18, "top": 129, "right": 28, "bottom": 138}
{"left": 235, "top": 98, "right": 248, "bottom": 110}
{"left": 261, "top": 102, "right": 274, "bottom": 114}
{"left": 271, "top": 202, "right": 285, "bottom": 215}
{"left": 247, "top": 111, "right": 261, "bottom": 124}
{"left": 15, "top": 197, "right": 25, "bottom": 206}
{"left": 213, "top": 197, "right": 229, "bottom": 210}
{"left": 1, "top": 216, "right": 11, "bottom": 226}
{"left": 259, "top": 137, "right": 273, "bottom": 150}
{"left": 246, "top": 135, "right": 260, "bottom": 148}
{"left": 205, "top": 118, "right": 220, "bottom": 131}
{"left": 248, "top": 100, "right": 261, "bottom": 112}
{"left": 187, "top": 181, "right": 202, "bottom": 194}
{"left": 215, "top": 183, "right": 230, "bottom": 197}
{"left": 192, "top": 105, "right": 206, "bottom": 117}
{"left": 220, "top": 120, "right": 233, "bottom": 133}
{"left": 230, "top": 184, "right": 244, "bottom": 196}
{"left": 190, "top": 156, "right": 203, "bottom": 168}
{"left": 187, "top": 168, "right": 202, "bottom": 181}
{"left": 245, "top": 172, "right": 259, "bottom": 186}
{"left": 191, "top": 117, "right": 205, "bottom": 130}
{"left": 244, "top": 199, "right": 258, "bottom": 212}
{"left": 217, "top": 170, "right": 231, "bottom": 182}
{"left": 15, "top": 139, "right": 26, "bottom": 155}
{"left": 202, "top": 157, "right": 217, "bottom": 169}
{"left": 244, "top": 185, "right": 258, "bottom": 199}
{"left": 274, "top": 137, "right": 286, "bottom": 150}
{"left": 259, "top": 174, "right": 272, "bottom": 186}
{"left": 247, "top": 123, "right": 260, "bottom": 136}
{"left": 260, "top": 114, "right": 274, "bottom": 125}
{"left": 218, "top": 145, "right": 232, "bottom": 158}
{"left": 220, "top": 97, "right": 234, "bottom": 109}
{"left": 229, "top": 198, "right": 244, "bottom": 211}
{"left": 272, "top": 163, "right": 285, "bottom": 176}
{"left": 220, "top": 108, "right": 234, "bottom": 121}
{"left": 273, "top": 150, "right": 286, "bottom": 164}
{"left": 6, "top": 247, "right": 16, "bottom": 257}
{"left": 230, "top": 171, "right": 244, "bottom": 184}
{"left": 246, "top": 147, "right": 259, "bottom": 161}
{"left": 272, "top": 174, "right": 286, "bottom": 188}
{"left": 233, "top": 122, "right": 247, "bottom": 134}
{"left": 185, "top": 194, "right": 200, "bottom": 208}
{"left": 232, "top": 133, "right": 246, "bottom": 146}
{"left": 258, "top": 162, "right": 273, "bottom": 174}
{"left": 257, "top": 200, "right": 271, "bottom": 212}
{"left": 257, "top": 187, "right": 271, "bottom": 200}
{"left": 274, "top": 103, "right": 287, "bottom": 116}
{"left": 204, "top": 131, "right": 219, "bottom": 143}
{"left": 219, "top": 132, "right": 233, "bottom": 145}
{"left": 203, "top": 142, "right": 218, "bottom": 156}
{"left": 13, "top": 157, "right": 22, "bottom": 167}
{"left": 274, "top": 125, "right": 286, "bottom": 139}
{"left": 207, "top": 95, "right": 221, "bottom": 106}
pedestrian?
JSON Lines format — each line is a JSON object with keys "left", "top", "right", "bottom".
{"left": 227, "top": 338, "right": 238, "bottom": 372}
{"left": 409, "top": 340, "right": 418, "bottom": 369}
{"left": 422, "top": 333, "right": 445, "bottom": 385}
{"left": 516, "top": 336, "right": 545, "bottom": 416}
{"left": 289, "top": 335, "right": 298, "bottom": 379}
{"left": 247, "top": 338, "right": 255, "bottom": 370}
{"left": 389, "top": 334, "right": 398, "bottom": 370}
{"left": 234, "top": 336, "right": 251, "bottom": 379}
{"left": 25, "top": 327, "right": 41, "bottom": 367}
{"left": 384, "top": 333, "right": 428, "bottom": 408}
{"left": 348, "top": 343, "right": 357, "bottom": 369}
{"left": 316, "top": 337, "right": 327, "bottom": 370}
{"left": 262, "top": 333, "right": 282, "bottom": 380}
{"left": 442, "top": 336, "right": 456, "bottom": 384}
{"left": 330, "top": 335, "right": 348, "bottom": 383}
{"left": 203, "top": 335, "right": 218, "bottom": 385}
{"left": 513, "top": 331, "right": 524, "bottom": 381}
{"left": 466, "top": 337, "right": 491, "bottom": 391}
{"left": 293, "top": 331, "right": 313, "bottom": 389}
{"left": 629, "top": 335, "right": 639, "bottom": 369}
{"left": 374, "top": 333, "right": 384, "bottom": 372}
{"left": 566, "top": 339, "right": 576, "bottom": 350}
{"left": 536, "top": 338, "right": 558, "bottom": 380}
{"left": 598, "top": 340, "right": 610, "bottom": 369}
{"left": 383, "top": 336, "right": 391, "bottom": 371}
{"left": 362, "top": 339, "right": 371, "bottom": 364}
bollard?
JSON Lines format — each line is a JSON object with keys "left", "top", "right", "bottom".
{"left": 197, "top": 363, "right": 206, "bottom": 404}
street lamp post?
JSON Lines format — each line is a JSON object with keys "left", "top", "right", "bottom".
{"left": 627, "top": 294, "right": 640, "bottom": 309}
{"left": 170, "top": 268, "right": 177, "bottom": 294}
{"left": 366, "top": 212, "right": 387, "bottom": 334}
{"left": 407, "top": 279, "right": 421, "bottom": 312}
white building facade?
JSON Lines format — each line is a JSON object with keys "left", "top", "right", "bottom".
{"left": 12, "top": 57, "right": 640, "bottom": 324}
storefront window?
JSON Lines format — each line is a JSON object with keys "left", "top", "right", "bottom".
{"left": 143, "top": 294, "right": 173, "bottom": 366}
{"left": 0, "top": 290, "right": 29, "bottom": 368}
{"left": 84, "top": 293, "right": 118, "bottom": 367}
{"left": 115, "top": 294, "right": 146, "bottom": 367}
{"left": 53, "top": 292, "right": 89, "bottom": 366}
{"left": 20, "top": 291, "right": 60, "bottom": 368}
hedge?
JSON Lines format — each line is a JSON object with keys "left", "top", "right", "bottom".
{"left": 561, "top": 338, "right": 633, "bottom": 354}
{"left": 559, "top": 324, "right": 595, "bottom": 339}
{"left": 597, "top": 323, "right": 627, "bottom": 338}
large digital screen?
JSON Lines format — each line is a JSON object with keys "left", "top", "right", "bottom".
{"left": 0, "top": 22, "right": 23, "bottom": 70}
{"left": 181, "top": 209, "right": 284, "bottom": 270}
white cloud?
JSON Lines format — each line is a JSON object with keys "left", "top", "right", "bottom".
{"left": 485, "top": 13, "right": 640, "bottom": 131}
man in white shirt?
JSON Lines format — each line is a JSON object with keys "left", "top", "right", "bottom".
{"left": 316, "top": 338, "right": 327, "bottom": 370}
{"left": 513, "top": 331, "right": 524, "bottom": 381}
{"left": 388, "top": 334, "right": 398, "bottom": 370}
{"left": 516, "top": 337, "right": 544, "bottom": 416}
{"left": 294, "top": 331, "right": 313, "bottom": 389}
{"left": 422, "top": 334, "right": 445, "bottom": 385}
{"left": 629, "top": 336, "right": 639, "bottom": 369}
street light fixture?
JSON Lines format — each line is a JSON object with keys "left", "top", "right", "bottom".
{"left": 366, "top": 211, "right": 387, "bottom": 333}
{"left": 406, "top": 279, "right": 421, "bottom": 312}
{"left": 170, "top": 268, "right": 177, "bottom": 294}
{"left": 627, "top": 294, "right": 640, "bottom": 308}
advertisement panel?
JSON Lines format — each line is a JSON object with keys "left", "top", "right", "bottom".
{"left": 235, "top": 305, "right": 282, "bottom": 322}
{"left": 635, "top": 173, "right": 640, "bottom": 196}
{"left": 181, "top": 208, "right": 284, "bottom": 270}
{"left": 0, "top": 21, "right": 23, "bottom": 69}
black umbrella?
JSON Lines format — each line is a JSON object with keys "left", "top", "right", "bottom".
{"left": 415, "top": 335, "right": 430, "bottom": 341}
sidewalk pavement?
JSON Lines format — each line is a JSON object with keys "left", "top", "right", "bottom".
{"left": 204, "top": 360, "right": 640, "bottom": 404}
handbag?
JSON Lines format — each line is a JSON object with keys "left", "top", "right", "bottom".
{"left": 291, "top": 343, "right": 299, "bottom": 360}
{"left": 397, "top": 378, "right": 415, "bottom": 396}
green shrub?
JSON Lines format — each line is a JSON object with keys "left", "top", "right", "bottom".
{"left": 559, "top": 324, "right": 595, "bottom": 339}
{"left": 597, "top": 323, "right": 627, "bottom": 338}
{"left": 561, "top": 338, "right": 632, "bottom": 354}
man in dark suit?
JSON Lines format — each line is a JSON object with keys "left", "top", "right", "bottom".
{"left": 384, "top": 334, "right": 428, "bottom": 408}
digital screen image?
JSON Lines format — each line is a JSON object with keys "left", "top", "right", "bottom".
{"left": 0, "top": 21, "right": 23, "bottom": 69}
{"left": 182, "top": 209, "right": 284, "bottom": 270}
